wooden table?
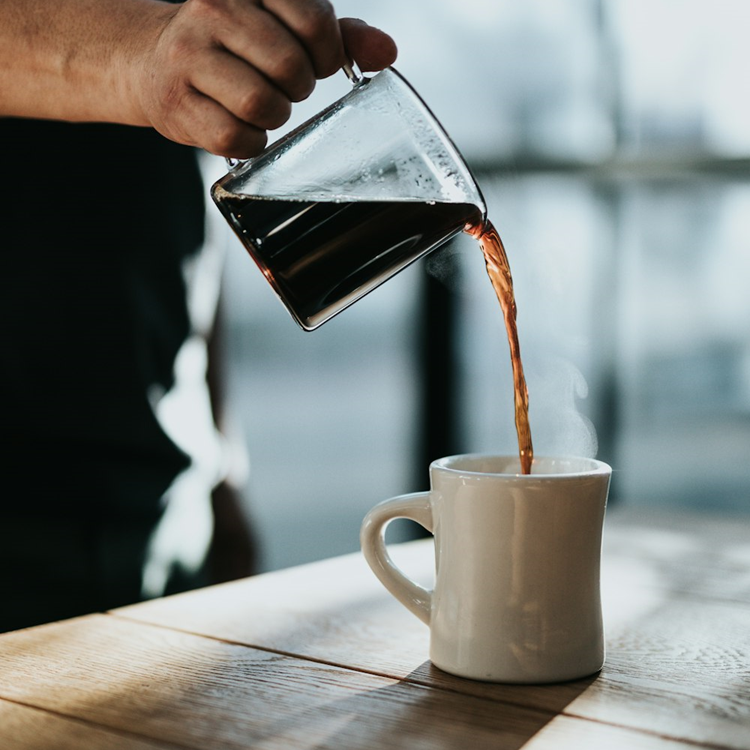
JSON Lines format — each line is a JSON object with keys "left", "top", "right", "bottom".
{"left": 1, "top": 508, "right": 749, "bottom": 749}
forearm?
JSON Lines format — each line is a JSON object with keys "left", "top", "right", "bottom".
{"left": 0, "top": 0, "right": 172, "bottom": 125}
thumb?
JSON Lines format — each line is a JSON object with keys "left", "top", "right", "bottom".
{"left": 339, "top": 18, "right": 398, "bottom": 72}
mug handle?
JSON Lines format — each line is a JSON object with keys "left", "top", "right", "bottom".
{"left": 360, "top": 492, "right": 433, "bottom": 625}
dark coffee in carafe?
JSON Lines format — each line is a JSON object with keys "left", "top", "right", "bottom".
{"left": 213, "top": 189, "right": 480, "bottom": 330}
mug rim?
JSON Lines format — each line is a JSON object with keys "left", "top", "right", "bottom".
{"left": 431, "top": 453, "right": 611, "bottom": 479}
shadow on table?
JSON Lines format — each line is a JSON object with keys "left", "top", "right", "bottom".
{"left": 306, "top": 662, "right": 600, "bottom": 750}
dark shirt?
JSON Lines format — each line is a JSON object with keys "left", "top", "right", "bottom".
{"left": 0, "top": 119, "right": 208, "bottom": 628}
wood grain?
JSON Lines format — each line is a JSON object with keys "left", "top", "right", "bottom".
{"left": 603, "top": 509, "right": 750, "bottom": 604}
{"left": 113, "top": 509, "right": 750, "bottom": 749}
{"left": 0, "top": 700, "right": 175, "bottom": 750}
{"left": 0, "top": 615, "right": 720, "bottom": 750}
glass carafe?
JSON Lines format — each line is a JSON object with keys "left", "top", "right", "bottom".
{"left": 211, "top": 66, "right": 486, "bottom": 330}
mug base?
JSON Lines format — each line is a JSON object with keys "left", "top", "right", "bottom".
{"left": 429, "top": 658, "right": 604, "bottom": 685}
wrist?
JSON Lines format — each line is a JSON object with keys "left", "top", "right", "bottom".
{"left": 109, "top": 0, "right": 178, "bottom": 127}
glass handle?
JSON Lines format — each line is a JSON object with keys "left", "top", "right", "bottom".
{"left": 343, "top": 60, "right": 365, "bottom": 86}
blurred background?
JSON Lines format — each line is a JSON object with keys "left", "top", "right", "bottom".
{"left": 203, "top": 0, "right": 750, "bottom": 571}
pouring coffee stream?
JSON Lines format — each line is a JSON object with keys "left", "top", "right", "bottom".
{"left": 468, "top": 219, "right": 534, "bottom": 475}
{"left": 212, "top": 67, "right": 533, "bottom": 474}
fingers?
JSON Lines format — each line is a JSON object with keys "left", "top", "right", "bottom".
{"left": 217, "top": 2, "right": 317, "bottom": 103}
{"left": 191, "top": 51, "right": 292, "bottom": 131}
{"left": 339, "top": 18, "right": 398, "bottom": 72}
{"left": 261, "top": 0, "right": 345, "bottom": 79}
{"left": 137, "top": 0, "right": 398, "bottom": 157}
{"left": 175, "top": 88, "right": 270, "bottom": 158}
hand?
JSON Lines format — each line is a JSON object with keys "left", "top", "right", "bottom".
{"left": 134, "top": 0, "right": 398, "bottom": 158}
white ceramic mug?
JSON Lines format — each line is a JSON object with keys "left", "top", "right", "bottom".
{"left": 360, "top": 455, "right": 611, "bottom": 683}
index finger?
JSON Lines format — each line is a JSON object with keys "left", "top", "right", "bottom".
{"left": 260, "top": 0, "right": 345, "bottom": 79}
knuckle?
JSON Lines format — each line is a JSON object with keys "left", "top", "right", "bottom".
{"left": 164, "top": 33, "right": 195, "bottom": 67}
{"left": 314, "top": 56, "right": 339, "bottom": 81}
{"left": 289, "top": 76, "right": 315, "bottom": 103}
{"left": 298, "top": 0, "right": 335, "bottom": 37}
{"left": 235, "top": 86, "right": 282, "bottom": 126}
{"left": 185, "top": 0, "right": 225, "bottom": 22}
{"left": 209, "top": 121, "right": 241, "bottom": 155}
{"left": 269, "top": 45, "right": 305, "bottom": 78}
{"left": 159, "top": 79, "right": 190, "bottom": 116}
{"left": 295, "top": 2, "right": 343, "bottom": 78}
{"left": 235, "top": 86, "right": 265, "bottom": 120}
{"left": 265, "top": 98, "right": 292, "bottom": 130}
{"left": 236, "top": 130, "right": 268, "bottom": 159}
{"left": 268, "top": 51, "right": 315, "bottom": 101}
{"left": 210, "top": 122, "right": 267, "bottom": 159}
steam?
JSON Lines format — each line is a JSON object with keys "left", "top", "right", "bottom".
{"left": 424, "top": 239, "right": 470, "bottom": 294}
{"left": 425, "top": 234, "right": 478, "bottom": 299}
{"left": 531, "top": 357, "right": 598, "bottom": 459}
